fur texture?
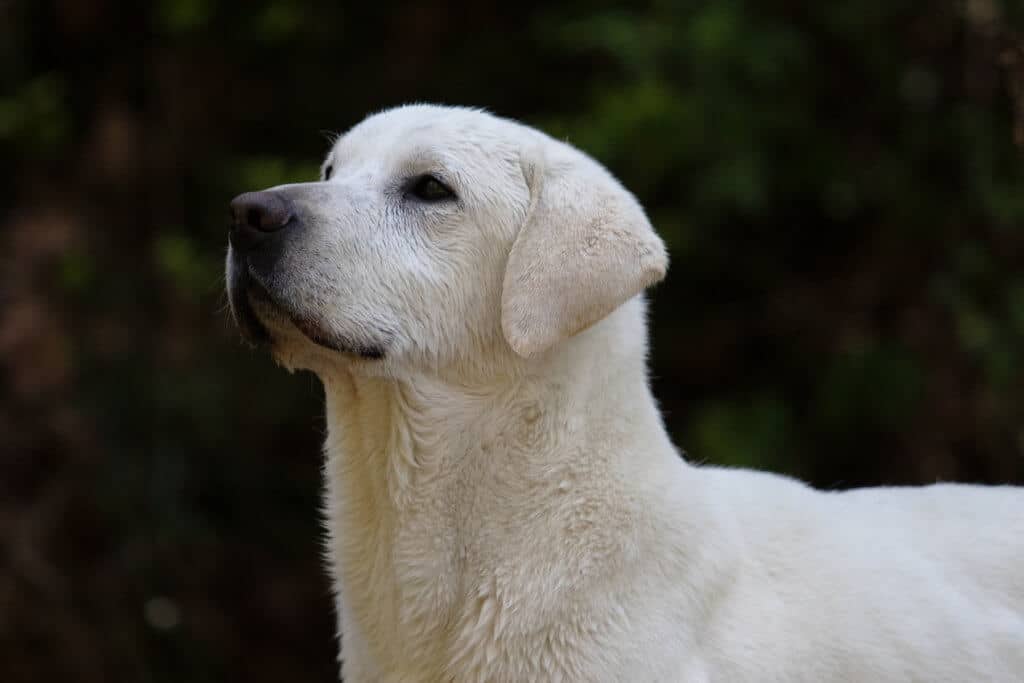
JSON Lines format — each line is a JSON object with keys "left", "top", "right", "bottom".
{"left": 225, "top": 105, "right": 1024, "bottom": 682}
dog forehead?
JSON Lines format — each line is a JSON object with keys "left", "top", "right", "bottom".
{"left": 331, "top": 105, "right": 529, "bottom": 171}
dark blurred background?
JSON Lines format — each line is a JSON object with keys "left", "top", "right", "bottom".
{"left": 2, "top": 0, "right": 1022, "bottom": 680}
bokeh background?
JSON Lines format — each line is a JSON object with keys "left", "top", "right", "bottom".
{"left": 3, "top": 0, "right": 1023, "bottom": 680}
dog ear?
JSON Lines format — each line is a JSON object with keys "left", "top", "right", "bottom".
{"left": 501, "top": 140, "right": 668, "bottom": 357}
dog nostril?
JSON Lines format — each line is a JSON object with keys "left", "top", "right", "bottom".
{"left": 228, "top": 191, "right": 295, "bottom": 252}
{"left": 230, "top": 191, "right": 293, "bottom": 231}
{"left": 246, "top": 207, "right": 263, "bottom": 230}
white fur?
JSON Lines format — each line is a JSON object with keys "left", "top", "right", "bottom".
{"left": 230, "top": 105, "right": 1024, "bottom": 682}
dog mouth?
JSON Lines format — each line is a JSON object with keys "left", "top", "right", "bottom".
{"left": 227, "top": 264, "right": 273, "bottom": 345}
{"left": 227, "top": 260, "right": 386, "bottom": 360}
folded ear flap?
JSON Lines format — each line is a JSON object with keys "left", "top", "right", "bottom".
{"left": 501, "top": 140, "right": 668, "bottom": 357}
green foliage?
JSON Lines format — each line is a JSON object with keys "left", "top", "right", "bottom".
{"left": 690, "top": 393, "right": 800, "bottom": 473}
{"left": 156, "top": 0, "right": 214, "bottom": 33}
{"left": 154, "top": 233, "right": 218, "bottom": 296}
{"left": 819, "top": 343, "right": 924, "bottom": 432}
{"left": 0, "top": 73, "right": 70, "bottom": 152}
{"left": 58, "top": 248, "right": 97, "bottom": 294}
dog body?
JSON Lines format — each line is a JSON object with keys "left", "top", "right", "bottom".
{"left": 226, "top": 105, "right": 1024, "bottom": 682}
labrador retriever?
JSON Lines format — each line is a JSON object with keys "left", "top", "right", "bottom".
{"left": 225, "top": 105, "right": 1024, "bottom": 682}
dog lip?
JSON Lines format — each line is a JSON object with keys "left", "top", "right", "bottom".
{"left": 227, "top": 249, "right": 386, "bottom": 359}
{"left": 288, "top": 314, "right": 387, "bottom": 360}
{"left": 234, "top": 265, "right": 387, "bottom": 360}
{"left": 289, "top": 315, "right": 342, "bottom": 351}
{"left": 227, "top": 265, "right": 272, "bottom": 345}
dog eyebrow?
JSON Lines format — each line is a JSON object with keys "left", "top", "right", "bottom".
{"left": 401, "top": 147, "right": 442, "bottom": 167}
{"left": 398, "top": 148, "right": 459, "bottom": 182}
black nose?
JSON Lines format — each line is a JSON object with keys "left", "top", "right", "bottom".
{"left": 229, "top": 191, "right": 294, "bottom": 252}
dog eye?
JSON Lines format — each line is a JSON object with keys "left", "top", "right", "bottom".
{"left": 323, "top": 164, "right": 333, "bottom": 181}
{"left": 409, "top": 175, "right": 455, "bottom": 202}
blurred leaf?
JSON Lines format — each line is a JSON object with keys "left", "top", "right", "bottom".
{"left": 820, "top": 343, "right": 924, "bottom": 431}
{"left": 0, "top": 73, "right": 70, "bottom": 151}
{"left": 253, "top": 1, "right": 306, "bottom": 42}
{"left": 689, "top": 394, "right": 798, "bottom": 471}
{"left": 58, "top": 249, "right": 96, "bottom": 293}
{"left": 157, "top": 0, "right": 214, "bottom": 33}
{"left": 154, "top": 233, "right": 217, "bottom": 295}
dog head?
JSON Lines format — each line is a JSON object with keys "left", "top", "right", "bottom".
{"left": 225, "top": 105, "right": 667, "bottom": 376}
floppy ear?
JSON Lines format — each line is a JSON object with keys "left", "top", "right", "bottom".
{"left": 501, "top": 140, "right": 668, "bottom": 357}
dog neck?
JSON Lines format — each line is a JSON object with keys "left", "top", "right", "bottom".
{"left": 316, "top": 301, "right": 700, "bottom": 676}
{"left": 319, "top": 300, "right": 676, "bottom": 505}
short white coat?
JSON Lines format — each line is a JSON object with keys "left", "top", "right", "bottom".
{"left": 228, "top": 105, "right": 1024, "bottom": 682}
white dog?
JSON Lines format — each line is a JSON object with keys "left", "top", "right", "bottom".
{"left": 225, "top": 105, "right": 1024, "bottom": 682}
